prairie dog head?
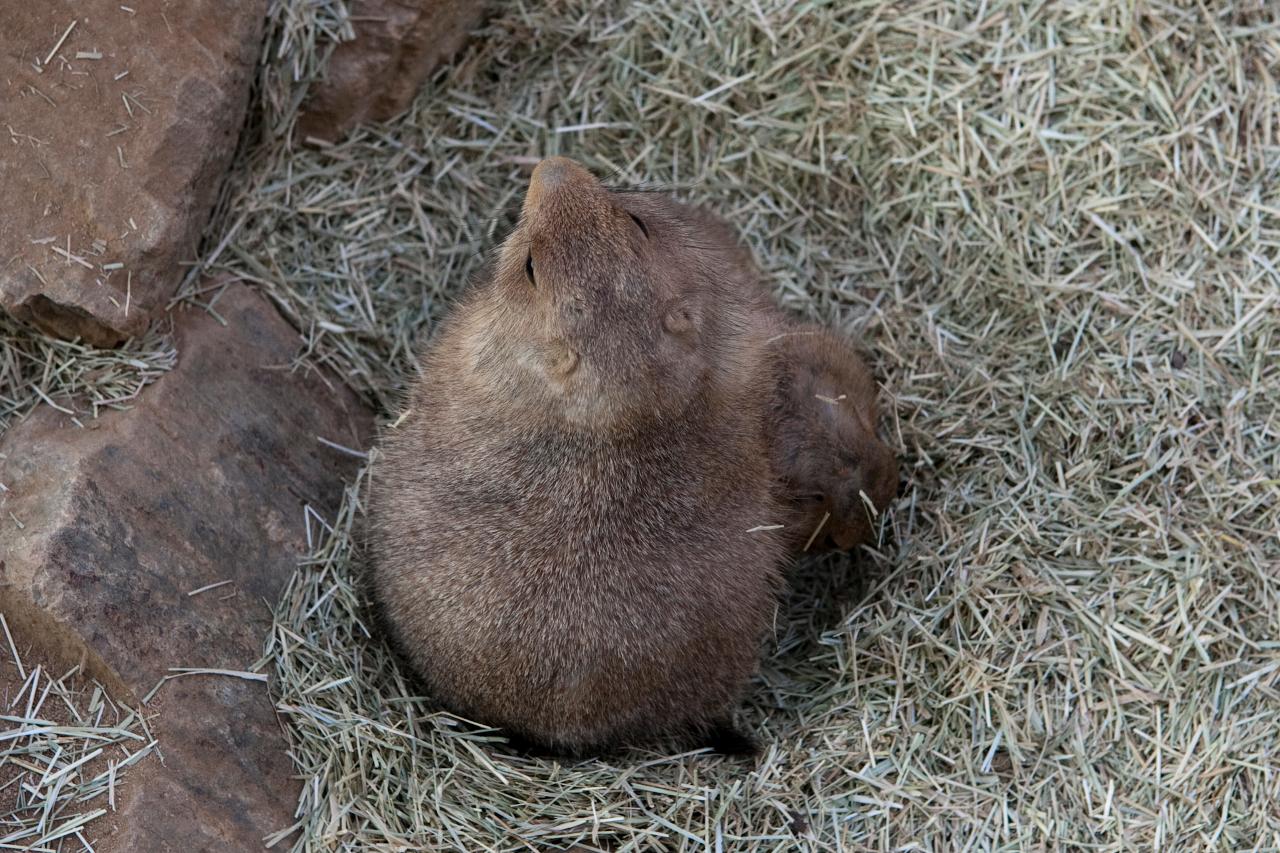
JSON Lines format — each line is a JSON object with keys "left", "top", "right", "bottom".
{"left": 466, "top": 157, "right": 747, "bottom": 432}
{"left": 773, "top": 329, "right": 899, "bottom": 551}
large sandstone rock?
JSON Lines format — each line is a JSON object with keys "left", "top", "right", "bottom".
{"left": 0, "top": 283, "right": 373, "bottom": 849}
{"left": 297, "top": 0, "right": 488, "bottom": 142}
{"left": 0, "top": 1, "right": 267, "bottom": 346}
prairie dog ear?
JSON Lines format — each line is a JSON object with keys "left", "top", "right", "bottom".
{"left": 545, "top": 338, "right": 580, "bottom": 378}
{"left": 661, "top": 299, "right": 701, "bottom": 337}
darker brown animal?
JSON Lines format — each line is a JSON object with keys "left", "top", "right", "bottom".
{"left": 371, "top": 157, "right": 789, "bottom": 754}
{"left": 767, "top": 327, "right": 898, "bottom": 552}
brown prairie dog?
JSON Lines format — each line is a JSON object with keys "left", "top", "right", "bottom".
{"left": 767, "top": 325, "right": 898, "bottom": 553}
{"left": 371, "top": 157, "right": 787, "bottom": 755}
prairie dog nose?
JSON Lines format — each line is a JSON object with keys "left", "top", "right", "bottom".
{"left": 524, "top": 157, "right": 599, "bottom": 215}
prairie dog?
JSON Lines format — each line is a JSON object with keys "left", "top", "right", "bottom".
{"left": 768, "top": 326, "right": 898, "bottom": 552}
{"left": 371, "top": 157, "right": 787, "bottom": 754}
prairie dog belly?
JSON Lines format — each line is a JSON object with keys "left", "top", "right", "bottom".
{"left": 374, "top": 426, "right": 782, "bottom": 749}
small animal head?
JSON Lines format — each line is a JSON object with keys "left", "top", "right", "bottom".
{"left": 467, "top": 157, "right": 752, "bottom": 432}
{"left": 773, "top": 330, "right": 899, "bottom": 551}
{"left": 794, "top": 400, "right": 898, "bottom": 550}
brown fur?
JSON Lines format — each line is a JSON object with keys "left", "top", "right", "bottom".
{"left": 767, "top": 327, "right": 898, "bottom": 552}
{"left": 370, "top": 158, "right": 789, "bottom": 754}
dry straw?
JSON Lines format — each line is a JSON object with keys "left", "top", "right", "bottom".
{"left": 0, "top": 617, "right": 155, "bottom": 850}
{"left": 0, "top": 322, "right": 175, "bottom": 433}
{"left": 4, "top": 0, "right": 1278, "bottom": 849}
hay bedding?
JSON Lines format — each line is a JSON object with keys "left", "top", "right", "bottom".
{"left": 0, "top": 618, "right": 156, "bottom": 850}
{"left": 3, "top": 0, "right": 1278, "bottom": 849}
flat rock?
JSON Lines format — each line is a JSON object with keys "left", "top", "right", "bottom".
{"left": 297, "top": 0, "right": 487, "bottom": 142}
{"left": 0, "top": 283, "right": 373, "bottom": 849}
{"left": 0, "top": 1, "right": 266, "bottom": 345}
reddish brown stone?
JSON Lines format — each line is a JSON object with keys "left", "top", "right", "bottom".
{"left": 297, "top": 0, "right": 488, "bottom": 142}
{"left": 0, "top": 1, "right": 267, "bottom": 345}
{"left": 0, "top": 283, "right": 373, "bottom": 849}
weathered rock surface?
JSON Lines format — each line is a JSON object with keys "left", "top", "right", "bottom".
{"left": 0, "top": 283, "right": 373, "bottom": 849}
{"left": 0, "top": 2, "right": 267, "bottom": 345}
{"left": 297, "top": 0, "right": 488, "bottom": 142}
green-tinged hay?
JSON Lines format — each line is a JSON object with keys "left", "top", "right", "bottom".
{"left": 0, "top": 319, "right": 175, "bottom": 432}
{"left": 0, "top": 617, "right": 156, "bottom": 850}
{"left": 234, "top": 0, "right": 1279, "bottom": 849}
{"left": 3, "top": 0, "right": 1278, "bottom": 850}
